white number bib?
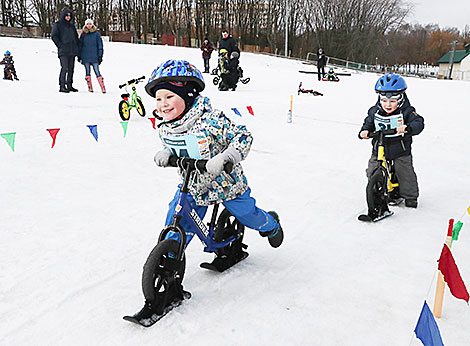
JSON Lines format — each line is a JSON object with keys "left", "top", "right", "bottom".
{"left": 374, "top": 112, "right": 404, "bottom": 137}
{"left": 162, "top": 134, "right": 211, "bottom": 159}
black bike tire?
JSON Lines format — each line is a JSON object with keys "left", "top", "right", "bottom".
{"left": 366, "top": 167, "right": 388, "bottom": 215}
{"left": 141, "top": 239, "right": 185, "bottom": 302}
{"left": 213, "top": 76, "right": 220, "bottom": 85}
{"left": 136, "top": 98, "right": 146, "bottom": 117}
{"left": 119, "top": 100, "right": 130, "bottom": 121}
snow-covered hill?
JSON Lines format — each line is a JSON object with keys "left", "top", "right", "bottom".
{"left": 1, "top": 36, "right": 469, "bottom": 346}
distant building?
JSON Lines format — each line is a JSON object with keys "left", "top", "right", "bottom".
{"left": 437, "top": 44, "right": 470, "bottom": 80}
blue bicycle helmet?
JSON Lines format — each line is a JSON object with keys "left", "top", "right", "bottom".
{"left": 145, "top": 60, "right": 205, "bottom": 97}
{"left": 375, "top": 73, "right": 407, "bottom": 94}
{"left": 4, "top": 50, "right": 11, "bottom": 56}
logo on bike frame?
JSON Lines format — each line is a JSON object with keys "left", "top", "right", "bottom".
{"left": 189, "top": 209, "right": 209, "bottom": 238}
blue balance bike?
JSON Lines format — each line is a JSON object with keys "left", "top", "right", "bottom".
{"left": 124, "top": 156, "right": 247, "bottom": 327}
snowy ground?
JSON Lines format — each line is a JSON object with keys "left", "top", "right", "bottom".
{"left": 1, "top": 37, "right": 469, "bottom": 346}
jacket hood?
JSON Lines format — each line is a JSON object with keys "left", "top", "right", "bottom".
{"left": 60, "top": 9, "right": 74, "bottom": 22}
{"left": 82, "top": 25, "right": 97, "bottom": 33}
{"left": 375, "top": 92, "right": 411, "bottom": 115}
{"left": 161, "top": 95, "right": 211, "bottom": 134}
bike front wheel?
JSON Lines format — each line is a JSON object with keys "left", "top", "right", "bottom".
{"left": 213, "top": 76, "right": 220, "bottom": 85}
{"left": 366, "top": 167, "right": 389, "bottom": 216}
{"left": 136, "top": 98, "right": 146, "bottom": 117}
{"left": 142, "top": 239, "right": 186, "bottom": 302}
{"left": 119, "top": 100, "right": 130, "bottom": 121}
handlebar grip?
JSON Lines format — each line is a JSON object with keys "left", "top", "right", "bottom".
{"left": 119, "top": 83, "right": 126, "bottom": 89}
{"left": 167, "top": 156, "right": 233, "bottom": 174}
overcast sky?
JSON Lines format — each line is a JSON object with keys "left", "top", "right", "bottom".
{"left": 409, "top": 0, "right": 470, "bottom": 30}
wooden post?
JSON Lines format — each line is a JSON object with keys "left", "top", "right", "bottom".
{"left": 433, "top": 218, "right": 454, "bottom": 318}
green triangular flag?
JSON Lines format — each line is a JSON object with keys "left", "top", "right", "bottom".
{"left": 452, "top": 221, "right": 463, "bottom": 241}
{"left": 120, "top": 121, "right": 128, "bottom": 138}
{"left": 1, "top": 132, "right": 16, "bottom": 152}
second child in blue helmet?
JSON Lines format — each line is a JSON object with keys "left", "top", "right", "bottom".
{"left": 146, "top": 59, "right": 284, "bottom": 248}
{"left": 0, "top": 51, "right": 19, "bottom": 80}
{"left": 359, "top": 73, "right": 424, "bottom": 208}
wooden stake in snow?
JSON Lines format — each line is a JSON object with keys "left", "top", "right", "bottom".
{"left": 433, "top": 218, "right": 454, "bottom": 318}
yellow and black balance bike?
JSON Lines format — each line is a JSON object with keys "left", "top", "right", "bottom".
{"left": 358, "top": 128, "right": 402, "bottom": 222}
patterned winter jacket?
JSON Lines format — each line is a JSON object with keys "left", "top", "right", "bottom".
{"left": 159, "top": 95, "right": 252, "bottom": 206}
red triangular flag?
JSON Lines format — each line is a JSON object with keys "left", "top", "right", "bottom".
{"left": 246, "top": 106, "right": 254, "bottom": 115}
{"left": 438, "top": 244, "right": 469, "bottom": 302}
{"left": 47, "top": 128, "right": 60, "bottom": 148}
{"left": 149, "top": 118, "right": 156, "bottom": 129}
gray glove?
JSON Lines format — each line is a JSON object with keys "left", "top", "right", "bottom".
{"left": 154, "top": 149, "right": 172, "bottom": 167}
{"left": 206, "top": 146, "right": 242, "bottom": 175}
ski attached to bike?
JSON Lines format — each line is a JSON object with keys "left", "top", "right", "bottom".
{"left": 124, "top": 290, "right": 191, "bottom": 327}
{"left": 358, "top": 210, "right": 394, "bottom": 222}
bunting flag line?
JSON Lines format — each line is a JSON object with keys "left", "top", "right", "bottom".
{"left": 1, "top": 132, "right": 16, "bottom": 152}
{"left": 231, "top": 108, "right": 242, "bottom": 116}
{"left": 452, "top": 221, "right": 463, "bottom": 241}
{"left": 120, "top": 122, "right": 128, "bottom": 138}
{"left": 438, "top": 244, "right": 469, "bottom": 302}
{"left": 87, "top": 125, "right": 98, "bottom": 142}
{"left": 47, "top": 128, "right": 60, "bottom": 148}
{"left": 246, "top": 106, "right": 254, "bottom": 115}
{"left": 414, "top": 301, "right": 445, "bottom": 346}
{"left": 467, "top": 205, "right": 470, "bottom": 215}
{"left": 149, "top": 117, "right": 157, "bottom": 129}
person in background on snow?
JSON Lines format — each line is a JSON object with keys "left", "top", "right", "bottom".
{"left": 79, "top": 18, "right": 106, "bottom": 93}
{"left": 0, "top": 51, "right": 19, "bottom": 80}
{"left": 219, "top": 51, "right": 239, "bottom": 91}
{"left": 200, "top": 38, "right": 214, "bottom": 73}
{"left": 359, "top": 73, "right": 424, "bottom": 211}
{"left": 51, "top": 8, "right": 80, "bottom": 93}
{"left": 316, "top": 48, "right": 327, "bottom": 81}
{"left": 146, "top": 59, "right": 284, "bottom": 249}
{"left": 219, "top": 29, "right": 240, "bottom": 57}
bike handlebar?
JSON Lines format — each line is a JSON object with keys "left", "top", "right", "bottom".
{"left": 119, "top": 76, "right": 146, "bottom": 89}
{"left": 168, "top": 156, "right": 233, "bottom": 174}
{"left": 368, "top": 128, "right": 397, "bottom": 138}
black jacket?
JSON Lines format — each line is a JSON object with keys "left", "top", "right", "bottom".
{"left": 219, "top": 36, "right": 240, "bottom": 56}
{"left": 359, "top": 94, "right": 424, "bottom": 160}
{"left": 51, "top": 9, "right": 79, "bottom": 57}
{"left": 317, "top": 51, "right": 327, "bottom": 67}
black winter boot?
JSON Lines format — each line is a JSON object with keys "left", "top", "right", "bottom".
{"left": 259, "top": 211, "right": 284, "bottom": 248}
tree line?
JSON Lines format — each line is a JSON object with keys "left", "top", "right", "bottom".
{"left": 1, "top": 0, "right": 469, "bottom": 65}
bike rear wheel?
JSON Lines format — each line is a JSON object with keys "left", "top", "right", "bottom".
{"left": 119, "top": 100, "right": 130, "bottom": 121}
{"left": 142, "top": 239, "right": 186, "bottom": 302}
{"left": 136, "top": 98, "right": 146, "bottom": 117}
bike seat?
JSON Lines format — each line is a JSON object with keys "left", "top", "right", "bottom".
{"left": 121, "top": 93, "right": 130, "bottom": 98}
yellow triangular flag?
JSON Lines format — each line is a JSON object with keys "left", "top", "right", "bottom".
{"left": 467, "top": 205, "right": 470, "bottom": 215}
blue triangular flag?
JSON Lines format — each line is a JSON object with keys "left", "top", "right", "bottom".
{"left": 231, "top": 108, "right": 242, "bottom": 116}
{"left": 414, "top": 301, "right": 444, "bottom": 346}
{"left": 87, "top": 125, "right": 98, "bottom": 142}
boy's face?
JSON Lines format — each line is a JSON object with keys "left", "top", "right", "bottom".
{"left": 380, "top": 98, "right": 399, "bottom": 113}
{"left": 222, "top": 31, "right": 228, "bottom": 39}
{"left": 155, "top": 89, "right": 186, "bottom": 121}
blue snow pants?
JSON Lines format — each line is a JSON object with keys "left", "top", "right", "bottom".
{"left": 164, "top": 187, "right": 278, "bottom": 246}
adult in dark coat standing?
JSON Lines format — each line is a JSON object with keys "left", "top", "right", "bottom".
{"left": 219, "top": 30, "right": 240, "bottom": 57}
{"left": 316, "top": 48, "right": 327, "bottom": 81}
{"left": 51, "top": 8, "right": 80, "bottom": 93}
{"left": 200, "top": 38, "right": 214, "bottom": 73}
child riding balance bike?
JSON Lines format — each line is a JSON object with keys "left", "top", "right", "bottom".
{"left": 358, "top": 73, "right": 424, "bottom": 222}
{"left": 124, "top": 60, "right": 284, "bottom": 326}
